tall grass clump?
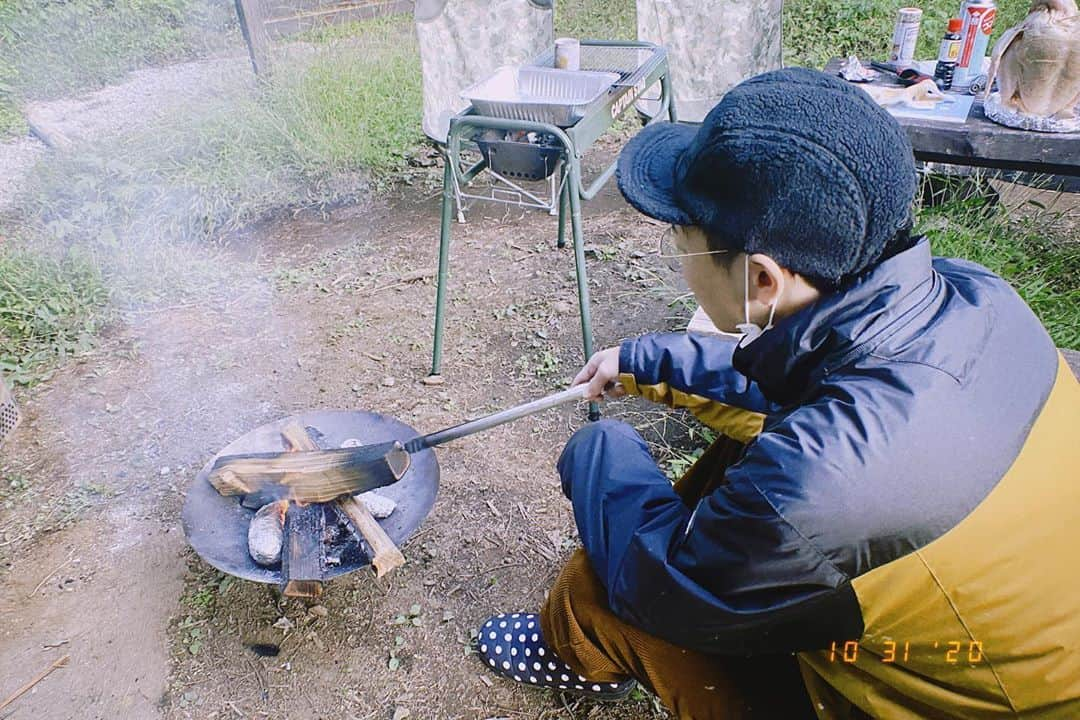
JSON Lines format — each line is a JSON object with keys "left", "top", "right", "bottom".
{"left": 266, "top": 18, "right": 423, "bottom": 175}
{"left": 917, "top": 184, "right": 1079, "bottom": 350}
{"left": 555, "top": 0, "right": 635, "bottom": 40}
{"left": 0, "top": 241, "right": 111, "bottom": 385}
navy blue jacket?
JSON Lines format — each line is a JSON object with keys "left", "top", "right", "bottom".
{"left": 557, "top": 237, "right": 1063, "bottom": 658}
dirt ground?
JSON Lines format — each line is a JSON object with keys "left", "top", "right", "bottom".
{"left": 0, "top": 153, "right": 700, "bottom": 720}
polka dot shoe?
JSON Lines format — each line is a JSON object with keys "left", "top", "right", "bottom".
{"left": 476, "top": 613, "right": 635, "bottom": 700}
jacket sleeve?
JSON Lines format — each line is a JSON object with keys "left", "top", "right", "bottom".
{"left": 618, "top": 333, "right": 775, "bottom": 443}
{"left": 560, "top": 419, "right": 864, "bottom": 656}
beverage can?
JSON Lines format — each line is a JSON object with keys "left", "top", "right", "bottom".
{"left": 934, "top": 17, "right": 963, "bottom": 90}
{"left": 554, "top": 38, "right": 581, "bottom": 71}
{"left": 954, "top": 0, "right": 997, "bottom": 85}
{"left": 889, "top": 7, "right": 924, "bottom": 66}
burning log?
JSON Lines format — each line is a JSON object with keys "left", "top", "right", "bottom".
{"left": 335, "top": 495, "right": 404, "bottom": 578}
{"left": 279, "top": 423, "right": 405, "bottom": 579}
{"left": 246, "top": 493, "right": 395, "bottom": 567}
{"left": 281, "top": 501, "right": 324, "bottom": 598}
{"left": 207, "top": 442, "right": 411, "bottom": 504}
{"left": 277, "top": 423, "right": 327, "bottom": 598}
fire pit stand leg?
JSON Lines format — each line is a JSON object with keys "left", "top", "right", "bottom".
{"left": 565, "top": 154, "right": 600, "bottom": 422}
{"left": 557, "top": 170, "right": 569, "bottom": 249}
{"left": 430, "top": 158, "right": 455, "bottom": 378}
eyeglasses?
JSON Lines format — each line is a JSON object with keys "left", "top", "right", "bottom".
{"left": 656, "top": 226, "right": 728, "bottom": 271}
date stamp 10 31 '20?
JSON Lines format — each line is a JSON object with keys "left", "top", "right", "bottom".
{"left": 828, "top": 640, "right": 985, "bottom": 664}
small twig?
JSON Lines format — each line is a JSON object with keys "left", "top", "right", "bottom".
{"left": 28, "top": 549, "right": 76, "bottom": 599}
{"left": 363, "top": 269, "right": 435, "bottom": 296}
{"left": 0, "top": 654, "right": 70, "bottom": 712}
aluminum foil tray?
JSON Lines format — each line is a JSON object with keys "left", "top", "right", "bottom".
{"left": 530, "top": 44, "right": 664, "bottom": 87}
{"left": 461, "top": 66, "right": 620, "bottom": 127}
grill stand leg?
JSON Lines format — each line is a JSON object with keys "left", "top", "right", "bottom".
{"left": 430, "top": 159, "right": 455, "bottom": 378}
{"left": 566, "top": 156, "right": 599, "bottom": 422}
{"left": 557, "top": 165, "right": 569, "bottom": 250}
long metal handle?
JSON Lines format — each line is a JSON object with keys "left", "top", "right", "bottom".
{"left": 405, "top": 384, "right": 589, "bottom": 452}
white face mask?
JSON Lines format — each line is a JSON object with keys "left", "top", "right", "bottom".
{"left": 735, "top": 255, "right": 780, "bottom": 346}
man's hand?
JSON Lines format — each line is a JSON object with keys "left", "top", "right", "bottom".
{"left": 572, "top": 347, "right": 626, "bottom": 401}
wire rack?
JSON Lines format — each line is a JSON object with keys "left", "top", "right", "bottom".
{"left": 529, "top": 43, "right": 666, "bottom": 88}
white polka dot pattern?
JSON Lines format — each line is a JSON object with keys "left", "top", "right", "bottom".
{"left": 475, "top": 612, "right": 634, "bottom": 700}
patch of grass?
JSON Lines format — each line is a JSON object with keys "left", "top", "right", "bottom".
{"left": 0, "top": 0, "right": 236, "bottom": 138}
{"left": 662, "top": 425, "right": 716, "bottom": 482}
{"left": 0, "top": 0, "right": 236, "bottom": 102}
{"left": 555, "top": 0, "right": 635, "bottom": 40}
{"left": 19, "top": 14, "right": 421, "bottom": 240}
{"left": 0, "top": 240, "right": 111, "bottom": 385}
{"left": 916, "top": 184, "right": 1079, "bottom": 350}
{"left": 264, "top": 33, "right": 423, "bottom": 175}
{"left": 12, "top": 16, "right": 422, "bottom": 314}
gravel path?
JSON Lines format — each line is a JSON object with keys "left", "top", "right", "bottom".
{"left": 0, "top": 53, "right": 253, "bottom": 211}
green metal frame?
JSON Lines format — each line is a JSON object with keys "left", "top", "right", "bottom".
{"left": 430, "top": 41, "right": 675, "bottom": 419}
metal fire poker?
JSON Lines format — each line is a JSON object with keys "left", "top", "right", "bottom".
{"left": 207, "top": 384, "right": 592, "bottom": 503}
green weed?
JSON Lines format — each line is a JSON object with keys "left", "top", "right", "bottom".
{"left": 555, "top": 0, "right": 635, "bottom": 40}
{"left": 916, "top": 183, "right": 1079, "bottom": 350}
{"left": 0, "top": 241, "right": 111, "bottom": 385}
{"left": 0, "top": 0, "right": 235, "bottom": 101}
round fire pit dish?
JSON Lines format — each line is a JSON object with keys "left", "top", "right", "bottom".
{"left": 182, "top": 410, "right": 439, "bottom": 584}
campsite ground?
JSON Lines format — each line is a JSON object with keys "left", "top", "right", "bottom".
{"left": 0, "top": 2, "right": 1077, "bottom": 718}
{"left": 0, "top": 142, "right": 703, "bottom": 719}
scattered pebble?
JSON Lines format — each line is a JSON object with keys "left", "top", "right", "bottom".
{"left": 308, "top": 604, "right": 328, "bottom": 618}
{"left": 392, "top": 708, "right": 410, "bottom": 720}
{"left": 552, "top": 301, "right": 573, "bottom": 314}
{"left": 159, "top": 466, "right": 171, "bottom": 476}
{"left": 420, "top": 375, "right": 445, "bottom": 386}
{"left": 382, "top": 377, "right": 396, "bottom": 387}
{"left": 272, "top": 616, "right": 293, "bottom": 631}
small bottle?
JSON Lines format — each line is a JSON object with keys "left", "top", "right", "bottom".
{"left": 934, "top": 18, "right": 963, "bottom": 90}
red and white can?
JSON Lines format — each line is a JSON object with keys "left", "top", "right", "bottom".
{"left": 889, "top": 7, "right": 924, "bottom": 66}
{"left": 955, "top": 0, "right": 997, "bottom": 85}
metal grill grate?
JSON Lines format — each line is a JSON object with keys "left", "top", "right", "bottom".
{"left": 529, "top": 43, "right": 665, "bottom": 88}
{"left": 0, "top": 381, "right": 21, "bottom": 447}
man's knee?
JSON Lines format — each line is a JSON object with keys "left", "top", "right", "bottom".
{"left": 559, "top": 419, "right": 641, "bottom": 465}
{"left": 557, "top": 420, "right": 645, "bottom": 498}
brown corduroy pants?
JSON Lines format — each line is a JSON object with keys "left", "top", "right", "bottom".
{"left": 539, "top": 434, "right": 817, "bottom": 720}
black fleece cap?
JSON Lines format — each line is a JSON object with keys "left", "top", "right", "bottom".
{"left": 617, "top": 68, "right": 918, "bottom": 285}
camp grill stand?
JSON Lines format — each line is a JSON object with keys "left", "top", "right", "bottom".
{"left": 430, "top": 41, "right": 674, "bottom": 420}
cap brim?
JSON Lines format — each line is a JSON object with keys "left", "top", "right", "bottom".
{"left": 616, "top": 122, "right": 697, "bottom": 226}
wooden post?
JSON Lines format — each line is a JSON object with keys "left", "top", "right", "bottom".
{"left": 234, "top": 0, "right": 272, "bottom": 76}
